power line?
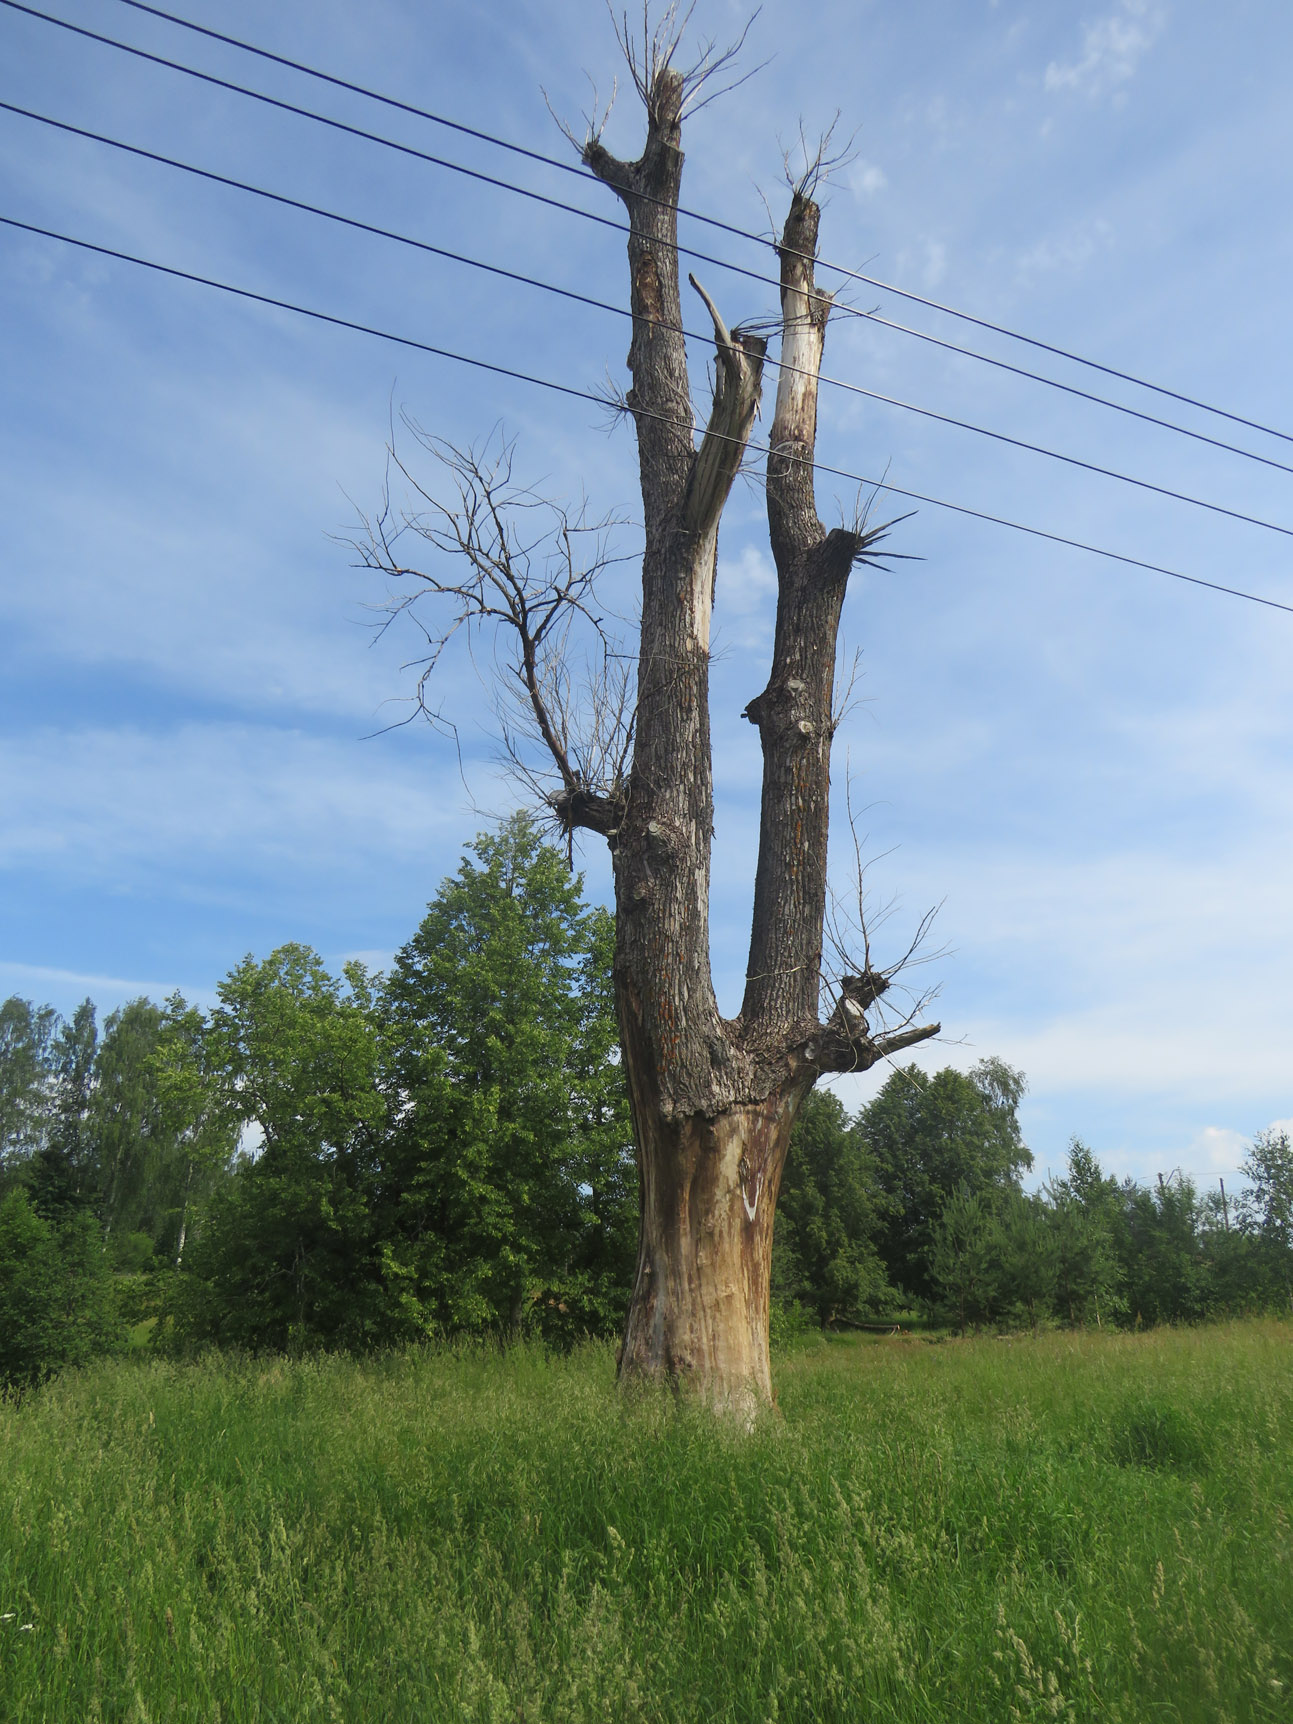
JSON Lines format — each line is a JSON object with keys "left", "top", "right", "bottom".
{"left": 10, "top": 96, "right": 1293, "bottom": 546}
{"left": 101, "top": 0, "right": 1293, "bottom": 449}
{"left": 5, "top": 0, "right": 1291, "bottom": 478}
{"left": 837, "top": 309, "right": 1293, "bottom": 481}
{"left": 3, "top": 211, "right": 1290, "bottom": 618}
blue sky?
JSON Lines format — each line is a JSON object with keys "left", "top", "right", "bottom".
{"left": 2, "top": 0, "right": 1290, "bottom": 1189}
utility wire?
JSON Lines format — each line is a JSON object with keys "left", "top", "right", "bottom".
{"left": 3, "top": 212, "right": 1290, "bottom": 618}
{"left": 5, "top": 0, "right": 1291, "bottom": 477}
{"left": 101, "top": 0, "right": 1293, "bottom": 448}
{"left": 10, "top": 96, "right": 1293, "bottom": 546}
{"left": 833, "top": 308, "right": 1293, "bottom": 481}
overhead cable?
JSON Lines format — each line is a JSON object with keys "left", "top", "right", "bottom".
{"left": 3, "top": 212, "right": 1290, "bottom": 618}
{"left": 10, "top": 97, "right": 1293, "bottom": 545}
{"left": 4, "top": 0, "right": 1292, "bottom": 472}
{"left": 97, "top": 0, "right": 1293, "bottom": 447}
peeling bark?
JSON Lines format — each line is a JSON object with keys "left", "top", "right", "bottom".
{"left": 347, "top": 36, "right": 942, "bottom": 1411}
{"left": 583, "top": 79, "right": 937, "bottom": 1413}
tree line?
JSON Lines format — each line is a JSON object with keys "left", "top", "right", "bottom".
{"left": 2, "top": 816, "right": 1290, "bottom": 1391}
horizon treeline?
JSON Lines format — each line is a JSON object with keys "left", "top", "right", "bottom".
{"left": 2, "top": 816, "right": 1291, "bottom": 1391}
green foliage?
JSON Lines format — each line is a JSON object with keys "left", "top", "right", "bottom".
{"left": 1243, "top": 1128, "right": 1293, "bottom": 1248}
{"left": 90, "top": 1000, "right": 168, "bottom": 1246}
{"left": 0, "top": 996, "right": 57, "bottom": 1179}
{"left": 1105, "top": 1397, "right": 1214, "bottom": 1474}
{"left": 1235, "top": 1129, "right": 1293, "bottom": 1307}
{"left": 862, "top": 1058, "right": 1032, "bottom": 1303}
{"left": 927, "top": 1184, "right": 1005, "bottom": 1330}
{"left": 174, "top": 945, "right": 387, "bottom": 1352}
{"left": 379, "top": 814, "right": 634, "bottom": 1338}
{"left": 5, "top": 824, "right": 1288, "bottom": 1373}
{"left": 0, "top": 1189, "right": 121, "bottom": 1393}
{"left": 1045, "top": 1139, "right": 1127, "bottom": 1327}
{"left": 173, "top": 816, "right": 634, "bottom": 1351}
{"left": 1120, "top": 1173, "right": 1211, "bottom": 1326}
{"left": 26, "top": 1000, "right": 98, "bottom": 1222}
{"left": 151, "top": 991, "right": 244, "bottom": 1263}
{"left": 774, "top": 1090, "right": 894, "bottom": 1326}
{"left": 3, "top": 1322, "right": 1291, "bottom": 1721}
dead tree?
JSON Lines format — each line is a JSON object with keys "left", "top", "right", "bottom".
{"left": 355, "top": 19, "right": 939, "bottom": 1414}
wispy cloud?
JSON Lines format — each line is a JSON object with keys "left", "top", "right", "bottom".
{"left": 714, "top": 542, "right": 778, "bottom": 650}
{"left": 0, "top": 722, "right": 476, "bottom": 883}
{"left": 0, "top": 959, "right": 205, "bottom": 1011}
{"left": 846, "top": 159, "right": 888, "bottom": 200}
{"left": 1016, "top": 217, "right": 1115, "bottom": 282}
{"left": 1044, "top": 1, "right": 1168, "bottom": 99}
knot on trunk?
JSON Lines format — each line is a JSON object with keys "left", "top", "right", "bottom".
{"left": 548, "top": 782, "right": 626, "bottom": 839}
{"left": 741, "top": 675, "right": 816, "bottom": 739}
{"left": 827, "top": 970, "right": 890, "bottom": 1041}
{"left": 811, "top": 527, "right": 870, "bottom": 588}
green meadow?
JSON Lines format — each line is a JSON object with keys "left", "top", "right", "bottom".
{"left": 2, "top": 1321, "right": 1290, "bottom": 1723}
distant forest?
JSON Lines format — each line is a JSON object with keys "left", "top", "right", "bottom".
{"left": 2, "top": 816, "right": 1290, "bottom": 1391}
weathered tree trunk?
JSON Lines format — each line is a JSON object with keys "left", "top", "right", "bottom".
{"left": 350, "top": 34, "right": 941, "bottom": 1412}
{"left": 575, "top": 67, "right": 937, "bottom": 1412}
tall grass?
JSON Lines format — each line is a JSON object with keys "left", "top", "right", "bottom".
{"left": 2, "top": 1321, "right": 1290, "bottom": 1721}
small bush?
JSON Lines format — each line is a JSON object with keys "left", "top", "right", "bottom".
{"left": 0, "top": 1190, "right": 122, "bottom": 1393}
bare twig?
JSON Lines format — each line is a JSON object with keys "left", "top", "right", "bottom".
{"left": 344, "top": 424, "right": 635, "bottom": 838}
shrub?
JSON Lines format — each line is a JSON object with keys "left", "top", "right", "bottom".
{"left": 0, "top": 1188, "right": 121, "bottom": 1393}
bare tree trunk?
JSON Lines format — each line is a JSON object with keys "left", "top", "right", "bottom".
{"left": 356, "top": 37, "right": 940, "bottom": 1415}
{"left": 582, "top": 68, "right": 936, "bottom": 1412}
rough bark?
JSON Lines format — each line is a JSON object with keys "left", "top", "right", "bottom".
{"left": 348, "top": 45, "right": 940, "bottom": 1412}
{"left": 580, "top": 74, "right": 938, "bottom": 1413}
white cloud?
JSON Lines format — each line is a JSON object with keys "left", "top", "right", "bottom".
{"left": 1182, "top": 1124, "right": 1247, "bottom": 1175}
{"left": 0, "top": 722, "right": 475, "bottom": 883}
{"left": 869, "top": 837, "right": 1293, "bottom": 1107}
{"left": 847, "top": 159, "right": 888, "bottom": 200}
{"left": 892, "top": 236, "right": 950, "bottom": 291}
{"left": 1016, "top": 218, "right": 1114, "bottom": 280}
{"left": 921, "top": 239, "right": 948, "bottom": 288}
{"left": 0, "top": 960, "right": 203, "bottom": 1011}
{"left": 1044, "top": 1, "right": 1168, "bottom": 99}
{"left": 714, "top": 542, "right": 778, "bottom": 648}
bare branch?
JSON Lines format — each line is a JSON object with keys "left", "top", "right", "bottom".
{"left": 830, "top": 643, "right": 866, "bottom": 737}
{"left": 780, "top": 115, "right": 860, "bottom": 202}
{"left": 606, "top": 2, "right": 766, "bottom": 122}
{"left": 345, "top": 425, "right": 633, "bottom": 839}
{"left": 804, "top": 767, "right": 943, "bottom": 1073}
{"left": 542, "top": 70, "right": 619, "bottom": 157}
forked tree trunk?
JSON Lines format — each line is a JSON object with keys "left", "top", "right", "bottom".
{"left": 569, "top": 65, "right": 936, "bottom": 1413}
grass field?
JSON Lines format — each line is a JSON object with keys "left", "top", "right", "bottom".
{"left": 2, "top": 1321, "right": 1290, "bottom": 1722}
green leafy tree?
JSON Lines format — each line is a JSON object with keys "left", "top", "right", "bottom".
{"left": 151, "top": 994, "right": 243, "bottom": 1267}
{"left": 772, "top": 1090, "right": 893, "bottom": 1327}
{"left": 176, "top": 947, "right": 386, "bottom": 1351}
{"left": 379, "top": 815, "right": 634, "bottom": 1338}
{"left": 1045, "top": 1139, "right": 1126, "bottom": 1327}
{"left": 927, "top": 1185, "right": 1005, "bottom": 1331}
{"left": 1236, "top": 1128, "right": 1293, "bottom": 1308}
{"left": 0, "top": 1188, "right": 120, "bottom": 1392}
{"left": 862, "top": 1058, "right": 1031, "bottom": 1303}
{"left": 1241, "top": 1129, "right": 1293, "bottom": 1249}
{"left": 0, "top": 996, "right": 58, "bottom": 1182}
{"left": 1119, "top": 1173, "right": 1209, "bottom": 1326}
{"left": 27, "top": 999, "right": 99, "bottom": 1220}
{"left": 89, "top": 999, "right": 169, "bottom": 1254}
{"left": 996, "top": 1190, "right": 1060, "bottom": 1329}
